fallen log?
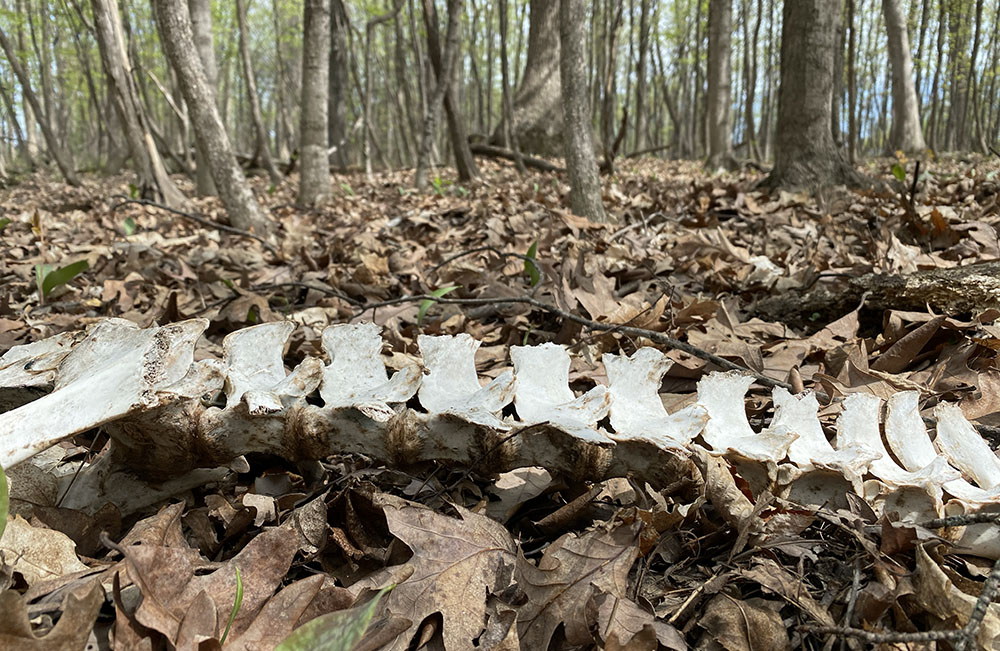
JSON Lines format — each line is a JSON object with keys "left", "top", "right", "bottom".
{"left": 755, "top": 261, "right": 1000, "bottom": 324}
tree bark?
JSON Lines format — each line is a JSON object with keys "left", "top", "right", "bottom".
{"left": 0, "top": 23, "right": 79, "bottom": 186}
{"left": 756, "top": 262, "right": 1000, "bottom": 326}
{"left": 420, "top": 0, "right": 478, "bottom": 182}
{"left": 490, "top": 0, "right": 562, "bottom": 157}
{"left": 187, "top": 0, "right": 217, "bottom": 195}
{"left": 706, "top": 0, "right": 736, "bottom": 171}
{"left": 298, "top": 0, "right": 332, "bottom": 205}
{"left": 763, "top": 0, "right": 863, "bottom": 190}
{"left": 499, "top": 0, "right": 526, "bottom": 174}
{"left": 0, "top": 80, "right": 33, "bottom": 168}
{"left": 236, "top": 0, "right": 281, "bottom": 186}
{"left": 329, "top": 0, "right": 350, "bottom": 171}
{"left": 153, "top": 0, "right": 273, "bottom": 235}
{"left": 882, "top": 0, "right": 928, "bottom": 153}
{"left": 414, "top": 0, "right": 462, "bottom": 190}
{"left": 632, "top": 0, "right": 651, "bottom": 153}
{"left": 90, "top": 0, "right": 186, "bottom": 205}
{"left": 559, "top": 0, "right": 606, "bottom": 222}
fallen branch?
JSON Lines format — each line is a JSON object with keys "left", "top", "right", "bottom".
{"left": 110, "top": 194, "right": 279, "bottom": 255}
{"left": 468, "top": 143, "right": 563, "bottom": 173}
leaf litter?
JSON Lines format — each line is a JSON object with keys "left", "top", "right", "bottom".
{"left": 1, "top": 154, "right": 1000, "bottom": 648}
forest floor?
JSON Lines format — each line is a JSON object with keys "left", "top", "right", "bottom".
{"left": 2, "top": 153, "right": 1000, "bottom": 649}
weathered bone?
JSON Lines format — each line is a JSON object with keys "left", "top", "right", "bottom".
{"left": 0, "top": 318, "right": 213, "bottom": 468}
{"left": 3, "top": 318, "right": 1000, "bottom": 556}
{"left": 603, "top": 348, "right": 707, "bottom": 449}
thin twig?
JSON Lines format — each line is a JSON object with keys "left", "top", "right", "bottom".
{"left": 429, "top": 244, "right": 544, "bottom": 286}
{"left": 110, "top": 195, "right": 278, "bottom": 255}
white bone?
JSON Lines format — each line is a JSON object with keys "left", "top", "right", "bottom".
{"left": 835, "top": 393, "right": 958, "bottom": 508}
{"left": 604, "top": 348, "right": 707, "bottom": 448}
{"left": 934, "top": 403, "right": 1000, "bottom": 490}
{"left": 417, "top": 334, "right": 513, "bottom": 429}
{"left": 697, "top": 372, "right": 796, "bottom": 461}
{"left": 320, "top": 323, "right": 420, "bottom": 421}
{"left": 883, "top": 392, "right": 999, "bottom": 506}
{"left": 511, "top": 343, "right": 611, "bottom": 444}
{"left": 0, "top": 318, "right": 211, "bottom": 468}
{"left": 222, "top": 322, "right": 322, "bottom": 415}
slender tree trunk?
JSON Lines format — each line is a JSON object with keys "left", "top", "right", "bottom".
{"left": 393, "top": 13, "right": 418, "bottom": 165}
{"left": 966, "top": 0, "right": 986, "bottom": 152}
{"left": 490, "top": 0, "right": 562, "bottom": 157}
{"left": 633, "top": 0, "right": 650, "bottom": 153}
{"left": 706, "top": 0, "right": 735, "bottom": 170}
{"left": 846, "top": 0, "right": 858, "bottom": 163}
{"left": 271, "top": 0, "right": 293, "bottom": 160}
{"left": 927, "top": 0, "right": 946, "bottom": 149}
{"left": 764, "top": 0, "right": 862, "bottom": 190}
{"left": 298, "top": 0, "right": 331, "bottom": 204}
{"left": 560, "top": 0, "right": 606, "bottom": 222}
{"left": 153, "top": 0, "right": 273, "bottom": 235}
{"left": 0, "top": 80, "right": 32, "bottom": 167}
{"left": 328, "top": 0, "right": 350, "bottom": 171}
{"left": 90, "top": 0, "right": 186, "bottom": 204}
{"left": 831, "top": 0, "right": 845, "bottom": 147}
{"left": 882, "top": 0, "right": 927, "bottom": 153}
{"left": 420, "top": 0, "right": 477, "bottom": 181}
{"left": 499, "top": 0, "right": 525, "bottom": 174}
{"left": 186, "top": 0, "right": 217, "bottom": 195}
{"left": 414, "top": 0, "right": 462, "bottom": 190}
{"left": 15, "top": 0, "right": 38, "bottom": 159}
{"left": 0, "top": 24, "right": 79, "bottom": 185}
{"left": 236, "top": 0, "right": 281, "bottom": 185}
{"left": 742, "top": 0, "right": 761, "bottom": 160}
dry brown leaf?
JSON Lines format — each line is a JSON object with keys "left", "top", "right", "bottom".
{"left": 374, "top": 495, "right": 518, "bottom": 650}
{"left": 0, "top": 581, "right": 102, "bottom": 649}
{"left": 517, "top": 521, "right": 641, "bottom": 648}
{"left": 912, "top": 545, "right": 1000, "bottom": 648}
{"left": 0, "top": 515, "right": 88, "bottom": 585}
{"left": 698, "top": 594, "right": 790, "bottom": 651}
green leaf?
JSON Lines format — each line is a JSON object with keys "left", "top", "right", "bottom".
{"left": 0, "top": 217, "right": 10, "bottom": 232}
{"left": 37, "top": 260, "right": 89, "bottom": 298}
{"left": 129, "top": 183, "right": 139, "bottom": 199}
{"left": 524, "top": 238, "right": 540, "bottom": 287}
{"left": 891, "top": 163, "right": 906, "bottom": 183}
{"left": 0, "top": 461, "right": 8, "bottom": 543}
{"left": 418, "top": 285, "right": 460, "bottom": 325}
{"left": 276, "top": 586, "right": 393, "bottom": 651}
{"left": 123, "top": 217, "right": 137, "bottom": 236}
{"left": 222, "top": 278, "right": 235, "bottom": 290}
{"left": 220, "top": 566, "right": 243, "bottom": 645}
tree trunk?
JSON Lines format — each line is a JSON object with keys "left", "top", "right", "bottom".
{"left": 560, "top": 0, "right": 606, "bottom": 222}
{"left": 499, "top": 0, "right": 525, "bottom": 174}
{"left": 153, "top": 0, "right": 273, "bottom": 235}
{"left": 490, "top": 0, "right": 562, "bottom": 157}
{"left": 420, "top": 0, "right": 478, "bottom": 182}
{"left": 764, "top": 0, "right": 863, "bottom": 190}
{"left": 329, "top": 0, "right": 350, "bottom": 171}
{"left": 632, "top": 0, "right": 650, "bottom": 154}
{"left": 882, "top": 0, "right": 927, "bottom": 153}
{"left": 0, "top": 24, "right": 79, "bottom": 186}
{"left": 0, "top": 80, "right": 33, "bottom": 168}
{"left": 90, "top": 0, "right": 186, "bottom": 205}
{"left": 414, "top": 0, "right": 462, "bottom": 190}
{"left": 236, "top": 0, "right": 281, "bottom": 186}
{"left": 186, "top": 0, "right": 217, "bottom": 195}
{"left": 706, "top": 0, "right": 735, "bottom": 170}
{"left": 298, "top": 0, "right": 331, "bottom": 205}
